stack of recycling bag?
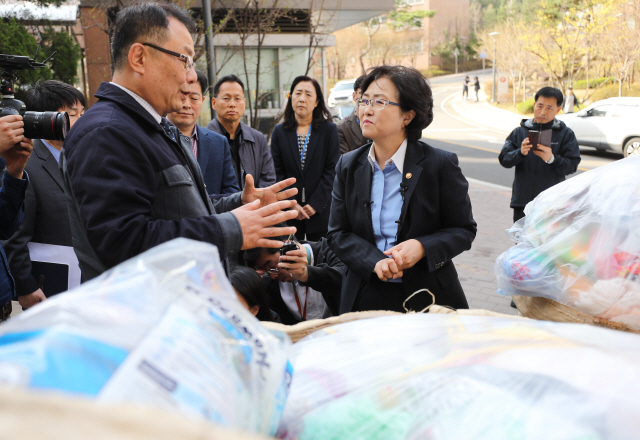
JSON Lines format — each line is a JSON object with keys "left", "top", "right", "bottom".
{"left": 0, "top": 239, "right": 292, "bottom": 437}
{"left": 495, "top": 155, "right": 640, "bottom": 331}
{"left": 276, "top": 314, "right": 640, "bottom": 440}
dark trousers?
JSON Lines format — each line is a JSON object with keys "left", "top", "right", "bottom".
{"left": 513, "top": 207, "right": 526, "bottom": 223}
{"left": 290, "top": 219, "right": 325, "bottom": 242}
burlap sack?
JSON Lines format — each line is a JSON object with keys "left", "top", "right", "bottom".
{"left": 263, "top": 306, "right": 523, "bottom": 343}
{"left": 0, "top": 387, "right": 273, "bottom": 440}
{"left": 513, "top": 295, "right": 640, "bottom": 335}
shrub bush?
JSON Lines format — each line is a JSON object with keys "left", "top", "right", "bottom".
{"left": 572, "top": 77, "right": 613, "bottom": 89}
{"left": 589, "top": 83, "right": 640, "bottom": 102}
{"left": 516, "top": 98, "right": 536, "bottom": 114}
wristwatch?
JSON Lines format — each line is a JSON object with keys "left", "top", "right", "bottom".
{"left": 545, "top": 155, "right": 555, "bottom": 164}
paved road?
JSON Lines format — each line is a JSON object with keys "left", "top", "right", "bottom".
{"left": 423, "top": 71, "right": 620, "bottom": 188}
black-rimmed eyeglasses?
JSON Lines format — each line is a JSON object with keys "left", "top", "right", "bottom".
{"left": 142, "top": 43, "right": 194, "bottom": 72}
{"left": 356, "top": 98, "right": 401, "bottom": 110}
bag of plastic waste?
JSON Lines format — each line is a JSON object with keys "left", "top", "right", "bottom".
{"left": 0, "top": 238, "right": 292, "bottom": 436}
{"left": 277, "top": 314, "right": 640, "bottom": 440}
{"left": 495, "top": 155, "right": 640, "bottom": 331}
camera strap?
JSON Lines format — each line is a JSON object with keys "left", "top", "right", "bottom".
{"left": 291, "top": 281, "right": 309, "bottom": 321}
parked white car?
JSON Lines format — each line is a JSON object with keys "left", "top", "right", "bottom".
{"left": 556, "top": 97, "right": 640, "bottom": 157}
{"left": 328, "top": 79, "right": 356, "bottom": 108}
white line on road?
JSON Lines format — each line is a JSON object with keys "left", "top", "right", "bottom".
{"left": 426, "top": 128, "right": 479, "bottom": 132}
{"left": 440, "top": 93, "right": 489, "bottom": 131}
{"left": 466, "top": 177, "right": 512, "bottom": 192}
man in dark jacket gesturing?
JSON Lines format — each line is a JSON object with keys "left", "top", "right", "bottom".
{"left": 61, "top": 4, "right": 297, "bottom": 282}
{"left": 499, "top": 87, "right": 581, "bottom": 223}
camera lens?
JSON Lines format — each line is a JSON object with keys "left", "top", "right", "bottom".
{"left": 22, "top": 111, "right": 70, "bottom": 141}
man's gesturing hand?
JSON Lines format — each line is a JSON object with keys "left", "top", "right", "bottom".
{"left": 233, "top": 199, "right": 299, "bottom": 250}
{"left": 241, "top": 174, "right": 298, "bottom": 207}
{"left": 0, "top": 115, "right": 26, "bottom": 152}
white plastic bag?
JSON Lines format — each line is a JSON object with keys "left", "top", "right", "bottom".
{"left": 277, "top": 314, "right": 640, "bottom": 440}
{"left": 0, "top": 238, "right": 292, "bottom": 436}
{"left": 495, "top": 155, "right": 640, "bottom": 330}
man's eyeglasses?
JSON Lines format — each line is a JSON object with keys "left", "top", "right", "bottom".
{"left": 356, "top": 98, "right": 401, "bottom": 110}
{"left": 142, "top": 43, "right": 194, "bottom": 72}
{"left": 216, "top": 96, "right": 245, "bottom": 104}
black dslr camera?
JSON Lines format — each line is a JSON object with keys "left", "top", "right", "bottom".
{"left": 0, "top": 49, "right": 70, "bottom": 141}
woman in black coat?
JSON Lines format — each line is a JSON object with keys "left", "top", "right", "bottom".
{"left": 327, "top": 66, "right": 477, "bottom": 313}
{"left": 271, "top": 76, "right": 339, "bottom": 241}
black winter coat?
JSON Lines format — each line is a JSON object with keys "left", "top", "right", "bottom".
{"left": 499, "top": 118, "right": 581, "bottom": 208}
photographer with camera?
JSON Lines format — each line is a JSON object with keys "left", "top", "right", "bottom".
{"left": 0, "top": 114, "right": 33, "bottom": 321}
{"left": 3, "top": 81, "right": 85, "bottom": 309}
{"left": 244, "top": 233, "right": 344, "bottom": 325}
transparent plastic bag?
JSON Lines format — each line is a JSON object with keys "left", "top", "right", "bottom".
{"left": 0, "top": 238, "right": 292, "bottom": 436}
{"left": 496, "top": 155, "right": 640, "bottom": 330}
{"left": 277, "top": 314, "right": 640, "bottom": 440}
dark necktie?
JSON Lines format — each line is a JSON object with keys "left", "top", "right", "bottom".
{"left": 160, "top": 117, "right": 177, "bottom": 142}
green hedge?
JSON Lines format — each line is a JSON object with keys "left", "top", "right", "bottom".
{"left": 516, "top": 98, "right": 536, "bottom": 114}
{"left": 572, "top": 77, "right": 613, "bottom": 89}
{"left": 590, "top": 83, "right": 640, "bottom": 102}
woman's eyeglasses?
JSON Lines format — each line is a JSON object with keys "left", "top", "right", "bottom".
{"left": 356, "top": 98, "right": 401, "bottom": 110}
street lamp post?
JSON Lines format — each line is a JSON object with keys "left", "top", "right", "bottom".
{"left": 489, "top": 32, "right": 499, "bottom": 103}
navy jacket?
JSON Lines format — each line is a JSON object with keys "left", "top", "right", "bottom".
{"left": 270, "top": 120, "right": 340, "bottom": 235}
{"left": 328, "top": 141, "right": 476, "bottom": 313}
{"left": 0, "top": 169, "right": 28, "bottom": 305}
{"left": 193, "top": 125, "right": 240, "bottom": 195}
{"left": 499, "top": 118, "right": 581, "bottom": 208}
{"left": 61, "top": 82, "right": 243, "bottom": 281}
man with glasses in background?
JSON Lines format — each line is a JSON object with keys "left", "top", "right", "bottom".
{"left": 206, "top": 75, "right": 276, "bottom": 190}
{"left": 61, "top": 3, "right": 298, "bottom": 282}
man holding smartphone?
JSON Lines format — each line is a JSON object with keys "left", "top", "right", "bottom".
{"left": 499, "top": 87, "right": 581, "bottom": 223}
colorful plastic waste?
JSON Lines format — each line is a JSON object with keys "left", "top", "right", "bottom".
{"left": 496, "top": 155, "right": 640, "bottom": 330}
{"left": 277, "top": 314, "right": 640, "bottom": 440}
{"left": 0, "top": 238, "right": 292, "bottom": 436}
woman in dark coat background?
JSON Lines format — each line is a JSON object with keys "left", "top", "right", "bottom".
{"left": 270, "top": 76, "right": 339, "bottom": 241}
{"left": 328, "top": 65, "right": 477, "bottom": 314}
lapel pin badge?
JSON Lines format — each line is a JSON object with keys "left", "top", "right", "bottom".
{"left": 406, "top": 173, "right": 412, "bottom": 179}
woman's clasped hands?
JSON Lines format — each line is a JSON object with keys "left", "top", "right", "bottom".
{"left": 374, "top": 239, "right": 426, "bottom": 282}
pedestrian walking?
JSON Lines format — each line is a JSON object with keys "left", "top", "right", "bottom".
{"left": 270, "top": 76, "right": 339, "bottom": 241}
{"left": 473, "top": 76, "right": 480, "bottom": 102}
{"left": 462, "top": 75, "right": 470, "bottom": 103}
{"left": 563, "top": 86, "right": 580, "bottom": 114}
{"left": 328, "top": 65, "right": 477, "bottom": 314}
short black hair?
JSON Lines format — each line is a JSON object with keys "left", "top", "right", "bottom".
{"left": 360, "top": 65, "right": 434, "bottom": 143}
{"left": 535, "top": 87, "right": 564, "bottom": 107}
{"left": 354, "top": 75, "right": 365, "bottom": 93}
{"left": 26, "top": 80, "right": 86, "bottom": 112}
{"left": 194, "top": 70, "right": 208, "bottom": 96}
{"left": 283, "top": 76, "right": 332, "bottom": 132}
{"left": 229, "top": 265, "right": 274, "bottom": 321}
{"left": 213, "top": 74, "right": 245, "bottom": 97}
{"left": 111, "top": 3, "right": 196, "bottom": 71}
{"left": 243, "top": 246, "right": 281, "bottom": 268}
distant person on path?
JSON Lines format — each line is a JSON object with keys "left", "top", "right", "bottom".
{"left": 462, "top": 76, "right": 470, "bottom": 103}
{"left": 336, "top": 75, "right": 369, "bottom": 154}
{"left": 473, "top": 76, "right": 480, "bottom": 102}
{"left": 270, "top": 76, "right": 339, "bottom": 241}
{"left": 499, "top": 87, "right": 581, "bottom": 223}
{"left": 563, "top": 86, "right": 580, "bottom": 114}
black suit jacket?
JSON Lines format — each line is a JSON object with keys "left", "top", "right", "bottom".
{"left": 328, "top": 140, "right": 477, "bottom": 313}
{"left": 2, "top": 140, "right": 72, "bottom": 297}
{"left": 270, "top": 120, "right": 339, "bottom": 235}
{"left": 195, "top": 126, "right": 239, "bottom": 195}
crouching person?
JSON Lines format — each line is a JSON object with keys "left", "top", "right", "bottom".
{"left": 245, "top": 236, "right": 345, "bottom": 325}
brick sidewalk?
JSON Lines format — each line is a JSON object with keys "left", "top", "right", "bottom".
{"left": 454, "top": 178, "right": 519, "bottom": 315}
